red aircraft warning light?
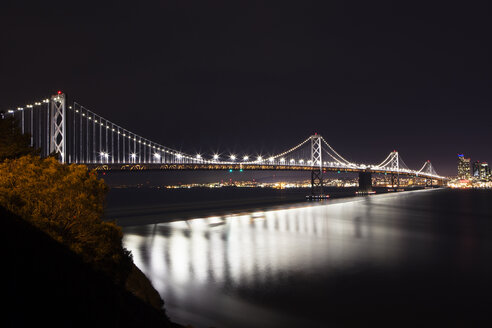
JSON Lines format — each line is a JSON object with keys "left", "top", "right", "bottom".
{"left": 57, "top": 90, "right": 62, "bottom": 94}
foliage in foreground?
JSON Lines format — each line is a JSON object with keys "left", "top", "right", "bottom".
{"left": 0, "top": 155, "right": 132, "bottom": 284}
{"left": 0, "top": 116, "right": 38, "bottom": 160}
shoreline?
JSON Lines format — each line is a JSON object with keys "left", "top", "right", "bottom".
{"left": 106, "top": 186, "right": 437, "bottom": 227}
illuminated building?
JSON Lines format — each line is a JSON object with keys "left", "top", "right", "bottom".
{"left": 472, "top": 161, "right": 490, "bottom": 180}
{"left": 457, "top": 154, "right": 471, "bottom": 179}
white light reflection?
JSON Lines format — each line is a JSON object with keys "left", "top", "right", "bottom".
{"left": 122, "top": 193, "right": 415, "bottom": 323}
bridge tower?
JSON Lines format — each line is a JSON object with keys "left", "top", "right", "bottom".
{"left": 421, "top": 161, "right": 436, "bottom": 188}
{"left": 390, "top": 151, "right": 400, "bottom": 188}
{"left": 49, "top": 92, "right": 66, "bottom": 163}
{"left": 310, "top": 134, "right": 324, "bottom": 196}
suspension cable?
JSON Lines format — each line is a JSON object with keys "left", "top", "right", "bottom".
{"left": 320, "top": 137, "right": 352, "bottom": 164}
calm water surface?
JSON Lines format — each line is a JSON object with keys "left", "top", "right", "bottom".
{"left": 110, "top": 189, "right": 492, "bottom": 327}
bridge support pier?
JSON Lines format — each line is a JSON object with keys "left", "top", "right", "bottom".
{"left": 310, "top": 169, "right": 324, "bottom": 196}
{"left": 358, "top": 171, "right": 373, "bottom": 194}
{"left": 391, "top": 173, "right": 400, "bottom": 188}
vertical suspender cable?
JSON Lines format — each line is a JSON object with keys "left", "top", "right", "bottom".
{"left": 93, "top": 113, "right": 96, "bottom": 163}
{"left": 117, "top": 125, "right": 119, "bottom": 163}
{"left": 111, "top": 123, "right": 114, "bottom": 163}
{"left": 46, "top": 102, "right": 49, "bottom": 157}
{"left": 38, "top": 104, "right": 41, "bottom": 151}
{"left": 79, "top": 105, "right": 82, "bottom": 163}
{"left": 30, "top": 107, "right": 33, "bottom": 147}
{"left": 98, "top": 116, "right": 102, "bottom": 162}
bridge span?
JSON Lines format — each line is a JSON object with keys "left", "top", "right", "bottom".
{"left": 3, "top": 92, "right": 447, "bottom": 195}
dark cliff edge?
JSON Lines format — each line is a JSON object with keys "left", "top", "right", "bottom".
{"left": 2, "top": 206, "right": 182, "bottom": 328}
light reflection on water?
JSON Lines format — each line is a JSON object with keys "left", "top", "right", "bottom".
{"left": 122, "top": 189, "right": 492, "bottom": 327}
{"left": 122, "top": 192, "right": 424, "bottom": 327}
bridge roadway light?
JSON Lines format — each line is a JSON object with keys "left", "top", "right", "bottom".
{"left": 257, "top": 156, "right": 263, "bottom": 162}
{"left": 230, "top": 154, "right": 236, "bottom": 161}
{"left": 280, "top": 158, "right": 285, "bottom": 163}
{"left": 290, "top": 159, "right": 295, "bottom": 163}
{"left": 100, "top": 152, "right": 109, "bottom": 163}
{"left": 243, "top": 155, "right": 249, "bottom": 161}
{"left": 213, "top": 154, "right": 219, "bottom": 160}
{"left": 196, "top": 154, "right": 202, "bottom": 160}
{"left": 269, "top": 157, "right": 274, "bottom": 162}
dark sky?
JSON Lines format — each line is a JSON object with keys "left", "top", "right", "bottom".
{"left": 1, "top": 1, "right": 491, "bottom": 176}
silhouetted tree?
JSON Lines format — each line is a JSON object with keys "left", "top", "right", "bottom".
{"left": 0, "top": 121, "right": 162, "bottom": 307}
{"left": 0, "top": 155, "right": 132, "bottom": 284}
{"left": 0, "top": 115, "right": 38, "bottom": 161}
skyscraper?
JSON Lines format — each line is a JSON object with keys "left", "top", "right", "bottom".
{"left": 472, "top": 161, "right": 480, "bottom": 177}
{"left": 473, "top": 161, "right": 490, "bottom": 180}
{"left": 457, "top": 154, "right": 471, "bottom": 179}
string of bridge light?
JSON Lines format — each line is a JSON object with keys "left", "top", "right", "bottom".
{"left": 73, "top": 103, "right": 314, "bottom": 165}
{"left": 321, "top": 137, "right": 353, "bottom": 165}
{"left": 376, "top": 151, "right": 396, "bottom": 167}
{"left": 417, "top": 161, "right": 437, "bottom": 175}
{"left": 2, "top": 97, "right": 444, "bottom": 178}
{"left": 3, "top": 98, "right": 50, "bottom": 115}
{"left": 69, "top": 105, "right": 444, "bottom": 174}
{"left": 72, "top": 102, "right": 204, "bottom": 163}
{"left": 69, "top": 108, "right": 355, "bottom": 166}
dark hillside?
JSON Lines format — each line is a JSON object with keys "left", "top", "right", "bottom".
{"left": 3, "top": 205, "right": 180, "bottom": 328}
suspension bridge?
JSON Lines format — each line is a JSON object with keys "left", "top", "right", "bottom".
{"left": 2, "top": 92, "right": 447, "bottom": 195}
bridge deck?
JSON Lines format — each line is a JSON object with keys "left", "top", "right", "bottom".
{"left": 84, "top": 163, "right": 444, "bottom": 180}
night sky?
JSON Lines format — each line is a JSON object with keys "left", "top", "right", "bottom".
{"left": 1, "top": 1, "right": 491, "bottom": 176}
